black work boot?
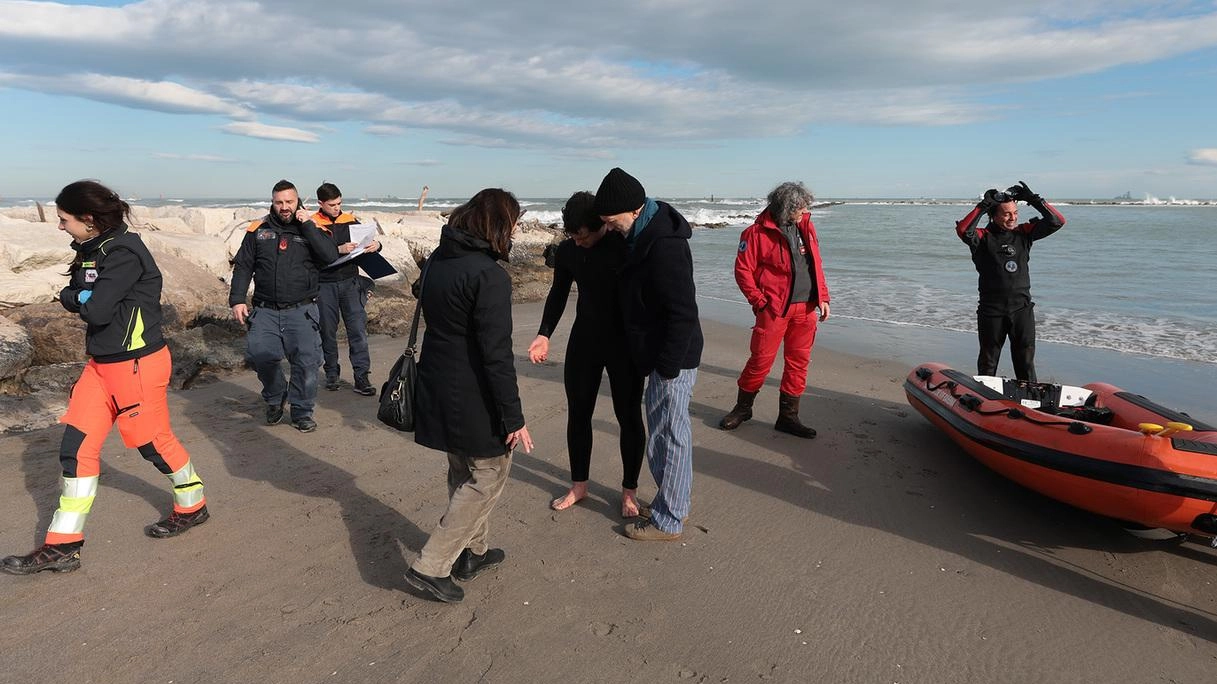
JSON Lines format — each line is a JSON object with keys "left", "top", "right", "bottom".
{"left": 451, "top": 548, "right": 506, "bottom": 582}
{"left": 404, "top": 568, "right": 464, "bottom": 603}
{"left": 146, "top": 505, "right": 210, "bottom": 538}
{"left": 775, "top": 392, "right": 817, "bottom": 438}
{"left": 719, "top": 389, "right": 758, "bottom": 430}
{"left": 266, "top": 402, "right": 285, "bottom": 425}
{"left": 352, "top": 375, "right": 376, "bottom": 396}
{"left": 1, "top": 541, "right": 83, "bottom": 575}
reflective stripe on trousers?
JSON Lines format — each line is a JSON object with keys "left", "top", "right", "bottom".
{"left": 169, "top": 461, "right": 206, "bottom": 512}
{"left": 46, "top": 476, "right": 99, "bottom": 543}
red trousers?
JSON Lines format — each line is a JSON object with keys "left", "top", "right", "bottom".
{"left": 737, "top": 302, "right": 818, "bottom": 395}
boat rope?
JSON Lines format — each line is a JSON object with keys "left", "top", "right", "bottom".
{"left": 917, "top": 372, "right": 1093, "bottom": 435}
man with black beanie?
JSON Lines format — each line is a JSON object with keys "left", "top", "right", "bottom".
{"left": 594, "top": 167, "right": 703, "bottom": 542}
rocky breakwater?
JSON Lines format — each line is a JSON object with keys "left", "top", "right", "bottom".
{"left": 0, "top": 204, "right": 561, "bottom": 432}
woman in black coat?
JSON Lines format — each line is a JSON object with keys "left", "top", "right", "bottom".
{"left": 403, "top": 188, "right": 533, "bottom": 604}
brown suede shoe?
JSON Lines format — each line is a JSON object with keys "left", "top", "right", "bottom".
{"left": 624, "top": 519, "right": 681, "bottom": 541}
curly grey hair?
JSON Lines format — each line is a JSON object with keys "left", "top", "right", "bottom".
{"left": 766, "top": 181, "right": 814, "bottom": 226}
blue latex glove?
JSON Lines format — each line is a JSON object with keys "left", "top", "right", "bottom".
{"left": 77, "top": 289, "right": 93, "bottom": 304}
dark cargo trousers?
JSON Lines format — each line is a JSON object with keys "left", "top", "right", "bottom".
{"left": 318, "top": 277, "right": 371, "bottom": 384}
{"left": 247, "top": 303, "right": 323, "bottom": 420}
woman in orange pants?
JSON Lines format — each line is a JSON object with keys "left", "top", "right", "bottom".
{"left": 2, "top": 181, "right": 209, "bottom": 575}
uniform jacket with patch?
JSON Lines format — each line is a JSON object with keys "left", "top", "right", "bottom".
{"left": 734, "top": 209, "right": 830, "bottom": 317}
{"left": 311, "top": 210, "right": 382, "bottom": 283}
{"left": 229, "top": 211, "right": 340, "bottom": 307}
{"left": 59, "top": 225, "right": 167, "bottom": 363}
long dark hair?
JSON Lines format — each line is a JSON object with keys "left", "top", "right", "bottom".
{"left": 448, "top": 188, "right": 521, "bottom": 259}
{"left": 57, "top": 180, "right": 132, "bottom": 273}
{"left": 57, "top": 180, "right": 132, "bottom": 234}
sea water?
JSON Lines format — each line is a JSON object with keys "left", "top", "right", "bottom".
{"left": 14, "top": 195, "right": 1213, "bottom": 419}
{"left": 681, "top": 200, "right": 1217, "bottom": 421}
{"left": 512, "top": 197, "right": 1217, "bottom": 420}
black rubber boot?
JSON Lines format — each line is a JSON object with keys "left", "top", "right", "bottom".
{"left": 719, "top": 389, "right": 758, "bottom": 430}
{"left": 1, "top": 541, "right": 83, "bottom": 575}
{"left": 775, "top": 392, "right": 817, "bottom": 439}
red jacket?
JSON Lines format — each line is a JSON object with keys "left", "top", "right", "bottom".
{"left": 735, "top": 209, "right": 829, "bottom": 316}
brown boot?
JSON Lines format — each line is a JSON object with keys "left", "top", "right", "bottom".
{"left": 775, "top": 392, "right": 816, "bottom": 438}
{"left": 719, "top": 389, "right": 758, "bottom": 430}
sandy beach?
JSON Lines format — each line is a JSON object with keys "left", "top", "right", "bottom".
{"left": 3, "top": 301, "right": 1217, "bottom": 683}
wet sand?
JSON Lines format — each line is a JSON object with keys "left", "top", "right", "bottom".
{"left": 3, "top": 300, "right": 1217, "bottom": 683}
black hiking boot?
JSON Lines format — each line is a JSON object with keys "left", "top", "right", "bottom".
{"left": 1, "top": 541, "right": 83, "bottom": 575}
{"left": 146, "top": 505, "right": 210, "bottom": 538}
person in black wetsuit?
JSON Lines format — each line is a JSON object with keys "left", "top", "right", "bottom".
{"left": 528, "top": 191, "right": 646, "bottom": 518}
{"left": 955, "top": 181, "right": 1066, "bottom": 382}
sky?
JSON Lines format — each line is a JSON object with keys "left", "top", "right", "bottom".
{"left": 2, "top": 0, "right": 1216, "bottom": 200}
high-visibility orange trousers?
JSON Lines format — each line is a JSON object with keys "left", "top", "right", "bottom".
{"left": 46, "top": 345, "right": 205, "bottom": 544}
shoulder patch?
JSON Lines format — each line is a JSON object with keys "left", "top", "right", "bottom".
{"left": 738, "top": 240, "right": 747, "bottom": 252}
{"left": 246, "top": 219, "right": 265, "bottom": 232}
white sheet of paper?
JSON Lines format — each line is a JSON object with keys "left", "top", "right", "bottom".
{"left": 326, "top": 219, "right": 380, "bottom": 268}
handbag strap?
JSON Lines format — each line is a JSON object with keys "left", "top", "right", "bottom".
{"left": 405, "top": 258, "right": 431, "bottom": 353}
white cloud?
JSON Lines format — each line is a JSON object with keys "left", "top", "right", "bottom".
{"left": 0, "top": 71, "right": 250, "bottom": 117}
{"left": 2, "top": 0, "right": 1217, "bottom": 152}
{"left": 220, "top": 121, "right": 319, "bottom": 143}
{"left": 1188, "top": 149, "right": 1217, "bottom": 166}
{"left": 364, "top": 124, "right": 406, "bottom": 137}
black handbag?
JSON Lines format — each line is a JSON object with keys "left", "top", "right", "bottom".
{"left": 377, "top": 262, "right": 428, "bottom": 431}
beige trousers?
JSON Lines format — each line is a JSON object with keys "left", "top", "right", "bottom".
{"left": 412, "top": 450, "right": 512, "bottom": 577}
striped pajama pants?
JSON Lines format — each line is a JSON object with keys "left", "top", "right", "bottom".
{"left": 644, "top": 368, "right": 697, "bottom": 533}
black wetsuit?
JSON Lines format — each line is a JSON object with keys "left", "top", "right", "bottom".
{"left": 955, "top": 199, "right": 1066, "bottom": 382}
{"left": 538, "top": 231, "right": 644, "bottom": 488}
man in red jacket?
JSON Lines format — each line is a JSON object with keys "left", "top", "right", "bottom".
{"left": 720, "top": 181, "right": 830, "bottom": 438}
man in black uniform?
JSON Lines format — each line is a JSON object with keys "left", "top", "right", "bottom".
{"left": 955, "top": 181, "right": 1066, "bottom": 382}
{"left": 230, "top": 180, "right": 339, "bottom": 432}
{"left": 312, "top": 182, "right": 382, "bottom": 396}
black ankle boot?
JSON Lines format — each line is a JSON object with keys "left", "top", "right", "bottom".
{"left": 719, "top": 389, "right": 758, "bottom": 430}
{"left": 451, "top": 548, "right": 506, "bottom": 581}
{"left": 775, "top": 392, "right": 816, "bottom": 438}
{"left": 1, "top": 541, "right": 84, "bottom": 575}
{"left": 404, "top": 568, "right": 464, "bottom": 603}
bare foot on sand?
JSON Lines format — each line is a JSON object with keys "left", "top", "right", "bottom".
{"left": 621, "top": 489, "right": 641, "bottom": 518}
{"left": 551, "top": 482, "right": 588, "bottom": 511}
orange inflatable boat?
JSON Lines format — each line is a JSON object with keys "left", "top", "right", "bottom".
{"left": 904, "top": 362, "right": 1217, "bottom": 540}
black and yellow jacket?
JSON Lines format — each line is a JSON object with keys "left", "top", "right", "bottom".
{"left": 59, "top": 225, "right": 167, "bottom": 363}
{"left": 310, "top": 210, "right": 378, "bottom": 283}
{"left": 228, "top": 211, "right": 340, "bottom": 307}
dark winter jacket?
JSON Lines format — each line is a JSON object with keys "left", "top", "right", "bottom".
{"left": 59, "top": 225, "right": 167, "bottom": 363}
{"left": 414, "top": 226, "right": 526, "bottom": 458}
{"left": 312, "top": 210, "right": 381, "bottom": 283}
{"left": 228, "top": 211, "right": 340, "bottom": 307}
{"left": 618, "top": 201, "right": 703, "bottom": 378}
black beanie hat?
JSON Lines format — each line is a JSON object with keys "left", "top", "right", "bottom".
{"left": 593, "top": 167, "right": 646, "bottom": 215}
